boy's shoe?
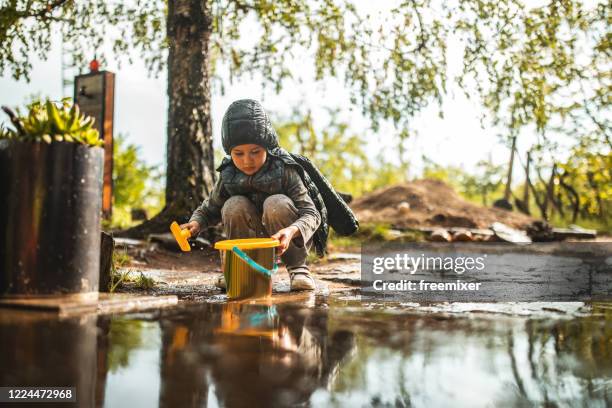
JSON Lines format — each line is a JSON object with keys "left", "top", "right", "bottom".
{"left": 289, "top": 267, "right": 316, "bottom": 291}
{"left": 215, "top": 274, "right": 226, "bottom": 291}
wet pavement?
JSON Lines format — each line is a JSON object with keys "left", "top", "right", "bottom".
{"left": 1, "top": 295, "right": 610, "bottom": 407}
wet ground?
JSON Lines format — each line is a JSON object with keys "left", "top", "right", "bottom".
{"left": 0, "top": 295, "right": 611, "bottom": 407}
{"left": 1, "top": 244, "right": 611, "bottom": 407}
{"left": 117, "top": 246, "right": 363, "bottom": 300}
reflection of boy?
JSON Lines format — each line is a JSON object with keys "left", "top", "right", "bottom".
{"left": 210, "top": 304, "right": 356, "bottom": 407}
{"left": 182, "top": 99, "right": 347, "bottom": 291}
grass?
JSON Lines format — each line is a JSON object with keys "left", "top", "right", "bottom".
{"left": 109, "top": 269, "right": 132, "bottom": 293}
{"left": 109, "top": 246, "right": 132, "bottom": 292}
{"left": 134, "top": 272, "right": 155, "bottom": 290}
{"left": 109, "top": 245, "right": 156, "bottom": 292}
{"left": 327, "top": 222, "right": 427, "bottom": 252}
{"left": 546, "top": 212, "right": 611, "bottom": 234}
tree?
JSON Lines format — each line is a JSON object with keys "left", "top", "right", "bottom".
{"left": 1, "top": 0, "right": 609, "bottom": 235}
{"left": 275, "top": 107, "right": 408, "bottom": 197}
{"left": 422, "top": 156, "right": 505, "bottom": 205}
{"left": 532, "top": 136, "right": 611, "bottom": 226}
{"left": 111, "top": 134, "right": 165, "bottom": 229}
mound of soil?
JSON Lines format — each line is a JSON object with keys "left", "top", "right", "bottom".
{"left": 351, "top": 179, "right": 534, "bottom": 230}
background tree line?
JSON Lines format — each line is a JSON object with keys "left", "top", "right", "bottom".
{"left": 1, "top": 0, "right": 610, "bottom": 233}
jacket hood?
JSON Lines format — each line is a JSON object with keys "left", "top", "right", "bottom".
{"left": 221, "top": 99, "right": 280, "bottom": 154}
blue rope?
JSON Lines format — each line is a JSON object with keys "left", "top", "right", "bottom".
{"left": 231, "top": 246, "right": 278, "bottom": 277}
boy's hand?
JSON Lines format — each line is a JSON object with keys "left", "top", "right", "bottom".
{"left": 180, "top": 221, "right": 201, "bottom": 237}
{"left": 271, "top": 226, "right": 300, "bottom": 255}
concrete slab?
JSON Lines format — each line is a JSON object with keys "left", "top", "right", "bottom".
{"left": 0, "top": 293, "right": 178, "bottom": 316}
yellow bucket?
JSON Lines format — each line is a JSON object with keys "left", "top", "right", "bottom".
{"left": 214, "top": 238, "right": 280, "bottom": 299}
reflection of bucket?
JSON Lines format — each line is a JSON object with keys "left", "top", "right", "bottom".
{"left": 214, "top": 238, "right": 280, "bottom": 299}
{"left": 215, "top": 303, "right": 279, "bottom": 339}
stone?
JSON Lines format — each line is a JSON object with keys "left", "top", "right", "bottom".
{"left": 397, "top": 201, "right": 411, "bottom": 215}
{"left": 452, "top": 230, "right": 473, "bottom": 242}
{"left": 491, "top": 222, "right": 531, "bottom": 243}
{"left": 429, "top": 228, "right": 452, "bottom": 242}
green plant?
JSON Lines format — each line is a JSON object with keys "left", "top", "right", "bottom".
{"left": 0, "top": 98, "right": 102, "bottom": 147}
{"left": 275, "top": 109, "right": 408, "bottom": 198}
{"left": 107, "top": 134, "right": 165, "bottom": 229}
{"left": 109, "top": 269, "right": 132, "bottom": 293}
{"left": 328, "top": 222, "right": 426, "bottom": 250}
{"left": 134, "top": 272, "right": 155, "bottom": 290}
{"left": 107, "top": 319, "right": 145, "bottom": 373}
{"left": 109, "top": 246, "right": 132, "bottom": 292}
{"left": 108, "top": 246, "right": 156, "bottom": 291}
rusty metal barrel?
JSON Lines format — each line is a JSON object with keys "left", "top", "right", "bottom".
{"left": 0, "top": 141, "right": 103, "bottom": 299}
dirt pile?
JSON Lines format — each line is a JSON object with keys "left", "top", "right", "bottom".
{"left": 351, "top": 179, "right": 534, "bottom": 230}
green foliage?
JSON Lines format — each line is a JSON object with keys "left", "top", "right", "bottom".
{"left": 109, "top": 268, "right": 132, "bottom": 293}
{"left": 422, "top": 156, "right": 505, "bottom": 205}
{"left": 2, "top": 1, "right": 608, "bottom": 149}
{"left": 558, "top": 137, "right": 611, "bottom": 219}
{"left": 421, "top": 140, "right": 611, "bottom": 232}
{"left": 455, "top": 0, "right": 610, "bottom": 142}
{"left": 522, "top": 136, "right": 611, "bottom": 231}
{"left": 329, "top": 222, "right": 426, "bottom": 250}
{"left": 108, "top": 134, "right": 165, "bottom": 229}
{"left": 108, "top": 246, "right": 156, "bottom": 291}
{"left": 0, "top": 1, "right": 166, "bottom": 80}
{"left": 0, "top": 98, "right": 102, "bottom": 146}
{"left": 275, "top": 108, "right": 407, "bottom": 197}
{"left": 134, "top": 272, "right": 155, "bottom": 290}
{"left": 109, "top": 245, "right": 132, "bottom": 293}
{"left": 2, "top": 0, "right": 609, "bottom": 228}
{"left": 107, "top": 319, "right": 145, "bottom": 373}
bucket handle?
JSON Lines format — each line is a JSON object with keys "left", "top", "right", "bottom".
{"left": 231, "top": 246, "right": 278, "bottom": 278}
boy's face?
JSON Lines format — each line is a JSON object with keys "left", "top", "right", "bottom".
{"left": 230, "top": 144, "right": 267, "bottom": 175}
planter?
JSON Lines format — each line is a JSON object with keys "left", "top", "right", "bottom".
{"left": 0, "top": 140, "right": 103, "bottom": 298}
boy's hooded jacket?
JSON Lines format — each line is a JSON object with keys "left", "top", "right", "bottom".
{"left": 191, "top": 99, "right": 358, "bottom": 256}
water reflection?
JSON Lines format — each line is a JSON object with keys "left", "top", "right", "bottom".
{"left": 0, "top": 301, "right": 610, "bottom": 407}
{"left": 0, "top": 311, "right": 100, "bottom": 407}
{"left": 157, "top": 300, "right": 355, "bottom": 407}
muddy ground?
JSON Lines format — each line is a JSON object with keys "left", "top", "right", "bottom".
{"left": 351, "top": 179, "right": 535, "bottom": 229}
{"left": 115, "top": 242, "right": 362, "bottom": 301}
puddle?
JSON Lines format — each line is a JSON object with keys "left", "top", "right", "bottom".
{"left": 0, "top": 297, "right": 610, "bottom": 407}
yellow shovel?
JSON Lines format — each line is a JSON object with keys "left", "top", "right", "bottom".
{"left": 170, "top": 221, "right": 191, "bottom": 252}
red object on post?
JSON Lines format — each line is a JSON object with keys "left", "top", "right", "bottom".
{"left": 89, "top": 59, "right": 100, "bottom": 72}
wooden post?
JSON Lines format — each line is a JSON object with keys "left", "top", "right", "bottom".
{"left": 99, "top": 231, "right": 115, "bottom": 293}
{"left": 74, "top": 68, "right": 115, "bottom": 220}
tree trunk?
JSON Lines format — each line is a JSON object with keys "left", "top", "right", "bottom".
{"left": 542, "top": 164, "right": 557, "bottom": 220}
{"left": 522, "top": 150, "right": 530, "bottom": 214}
{"left": 559, "top": 172, "right": 580, "bottom": 223}
{"left": 527, "top": 176, "right": 547, "bottom": 219}
{"left": 118, "top": 0, "right": 215, "bottom": 238}
{"left": 503, "top": 135, "right": 517, "bottom": 201}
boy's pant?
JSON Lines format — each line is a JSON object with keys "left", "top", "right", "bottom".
{"left": 221, "top": 194, "right": 311, "bottom": 271}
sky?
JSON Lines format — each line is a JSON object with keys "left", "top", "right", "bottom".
{"left": 0, "top": 4, "right": 531, "bottom": 182}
